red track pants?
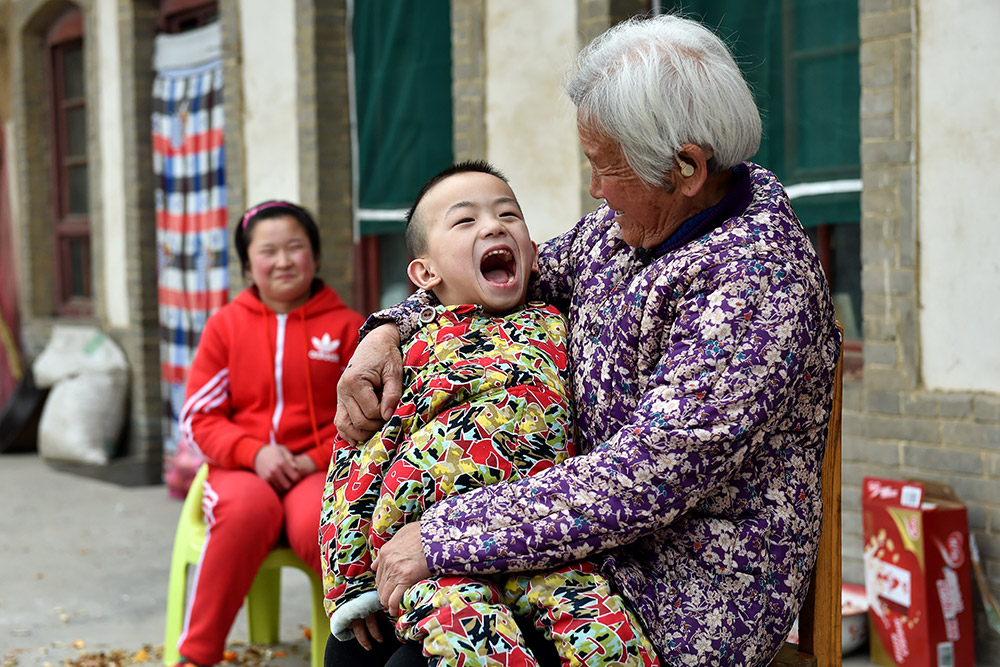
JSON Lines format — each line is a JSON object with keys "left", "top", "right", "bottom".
{"left": 177, "top": 467, "right": 325, "bottom": 665}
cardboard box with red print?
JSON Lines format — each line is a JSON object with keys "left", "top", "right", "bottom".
{"left": 862, "top": 477, "right": 975, "bottom": 667}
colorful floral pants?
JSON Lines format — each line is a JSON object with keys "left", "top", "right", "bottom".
{"left": 397, "top": 560, "right": 660, "bottom": 667}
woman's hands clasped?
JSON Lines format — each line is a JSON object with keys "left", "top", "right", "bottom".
{"left": 335, "top": 324, "right": 404, "bottom": 444}
{"left": 254, "top": 444, "right": 316, "bottom": 492}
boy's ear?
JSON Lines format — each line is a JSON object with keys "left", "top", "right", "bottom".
{"left": 530, "top": 241, "right": 539, "bottom": 275}
{"left": 407, "top": 257, "right": 442, "bottom": 290}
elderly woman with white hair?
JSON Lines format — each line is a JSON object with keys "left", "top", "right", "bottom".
{"left": 331, "top": 13, "right": 841, "bottom": 667}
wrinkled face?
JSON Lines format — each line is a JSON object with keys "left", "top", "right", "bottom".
{"left": 578, "top": 117, "right": 675, "bottom": 248}
{"left": 246, "top": 215, "right": 318, "bottom": 313}
{"left": 409, "top": 172, "right": 538, "bottom": 314}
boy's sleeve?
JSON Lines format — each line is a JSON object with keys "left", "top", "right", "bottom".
{"left": 360, "top": 289, "right": 437, "bottom": 343}
{"left": 320, "top": 441, "right": 380, "bottom": 638}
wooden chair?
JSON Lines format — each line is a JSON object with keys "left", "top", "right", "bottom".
{"left": 771, "top": 325, "right": 844, "bottom": 667}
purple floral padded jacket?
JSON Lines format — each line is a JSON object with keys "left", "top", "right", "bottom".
{"left": 371, "top": 164, "right": 841, "bottom": 666}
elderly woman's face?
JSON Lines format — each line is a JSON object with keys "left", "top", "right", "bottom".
{"left": 578, "top": 119, "right": 675, "bottom": 249}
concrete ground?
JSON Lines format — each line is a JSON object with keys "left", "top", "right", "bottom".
{"left": 0, "top": 452, "right": 878, "bottom": 666}
{"left": 0, "top": 453, "right": 314, "bottom": 667}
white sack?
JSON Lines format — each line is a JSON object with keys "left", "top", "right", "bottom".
{"left": 32, "top": 326, "right": 129, "bottom": 388}
{"left": 38, "top": 371, "right": 128, "bottom": 465}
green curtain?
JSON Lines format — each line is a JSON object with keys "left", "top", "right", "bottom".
{"left": 670, "top": 0, "right": 860, "bottom": 226}
{"left": 353, "top": 0, "right": 454, "bottom": 230}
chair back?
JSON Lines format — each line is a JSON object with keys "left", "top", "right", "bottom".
{"left": 178, "top": 463, "right": 210, "bottom": 555}
{"left": 771, "top": 322, "right": 844, "bottom": 667}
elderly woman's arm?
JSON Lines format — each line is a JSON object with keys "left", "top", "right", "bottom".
{"left": 530, "top": 224, "right": 578, "bottom": 311}
{"left": 416, "top": 252, "right": 836, "bottom": 575}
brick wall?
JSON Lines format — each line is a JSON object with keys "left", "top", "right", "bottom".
{"left": 115, "top": 0, "right": 169, "bottom": 483}
{"left": 856, "top": 0, "right": 1000, "bottom": 660}
{"left": 574, "top": 0, "right": 644, "bottom": 214}
{"left": 450, "top": 0, "right": 484, "bottom": 162}
{"left": 294, "top": 0, "right": 354, "bottom": 306}
{"left": 11, "top": 0, "right": 71, "bottom": 336}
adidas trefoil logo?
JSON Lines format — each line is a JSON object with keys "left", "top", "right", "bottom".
{"left": 308, "top": 333, "right": 341, "bottom": 363}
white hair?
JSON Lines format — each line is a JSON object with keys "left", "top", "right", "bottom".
{"left": 566, "top": 14, "right": 762, "bottom": 188}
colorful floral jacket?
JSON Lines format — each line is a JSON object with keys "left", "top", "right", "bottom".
{"left": 320, "top": 303, "right": 574, "bottom": 638}
{"left": 370, "top": 164, "right": 842, "bottom": 666}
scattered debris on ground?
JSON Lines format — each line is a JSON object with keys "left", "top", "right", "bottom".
{"left": 2, "top": 642, "right": 308, "bottom": 667}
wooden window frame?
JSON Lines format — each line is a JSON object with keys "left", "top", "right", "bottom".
{"left": 813, "top": 223, "right": 863, "bottom": 379}
{"left": 353, "top": 236, "right": 381, "bottom": 316}
{"left": 353, "top": 233, "right": 416, "bottom": 317}
{"left": 47, "top": 9, "right": 90, "bottom": 316}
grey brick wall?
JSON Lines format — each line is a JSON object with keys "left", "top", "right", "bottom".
{"left": 574, "top": 0, "right": 645, "bottom": 214}
{"left": 5, "top": 0, "right": 355, "bottom": 484}
{"left": 112, "top": 0, "right": 163, "bottom": 483}
{"left": 295, "top": 0, "right": 354, "bottom": 307}
{"left": 451, "top": 0, "right": 485, "bottom": 162}
{"left": 9, "top": 0, "right": 166, "bottom": 483}
{"left": 857, "top": 0, "right": 1000, "bottom": 660}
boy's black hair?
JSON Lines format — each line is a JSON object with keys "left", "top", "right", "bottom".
{"left": 405, "top": 160, "right": 509, "bottom": 258}
{"left": 234, "top": 201, "right": 321, "bottom": 274}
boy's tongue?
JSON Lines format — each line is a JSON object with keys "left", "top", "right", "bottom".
{"left": 481, "top": 249, "right": 515, "bottom": 284}
{"left": 483, "top": 267, "right": 513, "bottom": 284}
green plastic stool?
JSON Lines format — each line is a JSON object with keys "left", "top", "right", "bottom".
{"left": 163, "top": 464, "right": 329, "bottom": 667}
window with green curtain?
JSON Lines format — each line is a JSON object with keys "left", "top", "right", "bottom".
{"left": 353, "top": 0, "right": 454, "bottom": 230}
{"left": 668, "top": 0, "right": 860, "bottom": 227}
{"left": 666, "top": 0, "right": 863, "bottom": 341}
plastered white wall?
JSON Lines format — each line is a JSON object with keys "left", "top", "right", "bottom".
{"left": 918, "top": 0, "right": 1000, "bottom": 392}
{"left": 97, "top": 0, "right": 129, "bottom": 327}
{"left": 240, "top": 0, "right": 299, "bottom": 207}
{"left": 485, "top": 1, "right": 580, "bottom": 243}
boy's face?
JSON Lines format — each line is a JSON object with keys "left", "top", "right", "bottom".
{"left": 407, "top": 171, "right": 538, "bottom": 314}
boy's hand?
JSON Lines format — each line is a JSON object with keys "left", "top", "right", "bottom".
{"left": 349, "top": 613, "right": 385, "bottom": 651}
{"left": 336, "top": 324, "right": 403, "bottom": 444}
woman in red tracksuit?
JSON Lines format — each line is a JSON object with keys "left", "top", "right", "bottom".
{"left": 175, "top": 201, "right": 364, "bottom": 666}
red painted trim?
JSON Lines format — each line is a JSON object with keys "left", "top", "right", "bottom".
{"left": 45, "top": 7, "right": 83, "bottom": 46}
{"left": 46, "top": 23, "right": 91, "bottom": 314}
{"left": 353, "top": 237, "right": 381, "bottom": 316}
{"left": 159, "top": 0, "right": 218, "bottom": 33}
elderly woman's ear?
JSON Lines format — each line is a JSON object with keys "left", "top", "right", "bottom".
{"left": 673, "top": 144, "right": 714, "bottom": 196}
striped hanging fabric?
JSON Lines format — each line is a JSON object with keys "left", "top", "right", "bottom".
{"left": 152, "top": 24, "right": 227, "bottom": 492}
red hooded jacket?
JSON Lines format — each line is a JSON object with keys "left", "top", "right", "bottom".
{"left": 180, "top": 282, "right": 364, "bottom": 472}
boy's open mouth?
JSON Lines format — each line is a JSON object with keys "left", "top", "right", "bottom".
{"left": 480, "top": 247, "right": 517, "bottom": 285}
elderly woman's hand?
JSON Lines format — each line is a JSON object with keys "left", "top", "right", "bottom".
{"left": 335, "top": 323, "right": 404, "bottom": 445}
{"left": 373, "top": 521, "right": 431, "bottom": 616}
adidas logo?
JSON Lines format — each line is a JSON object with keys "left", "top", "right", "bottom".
{"left": 308, "top": 333, "right": 342, "bottom": 363}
